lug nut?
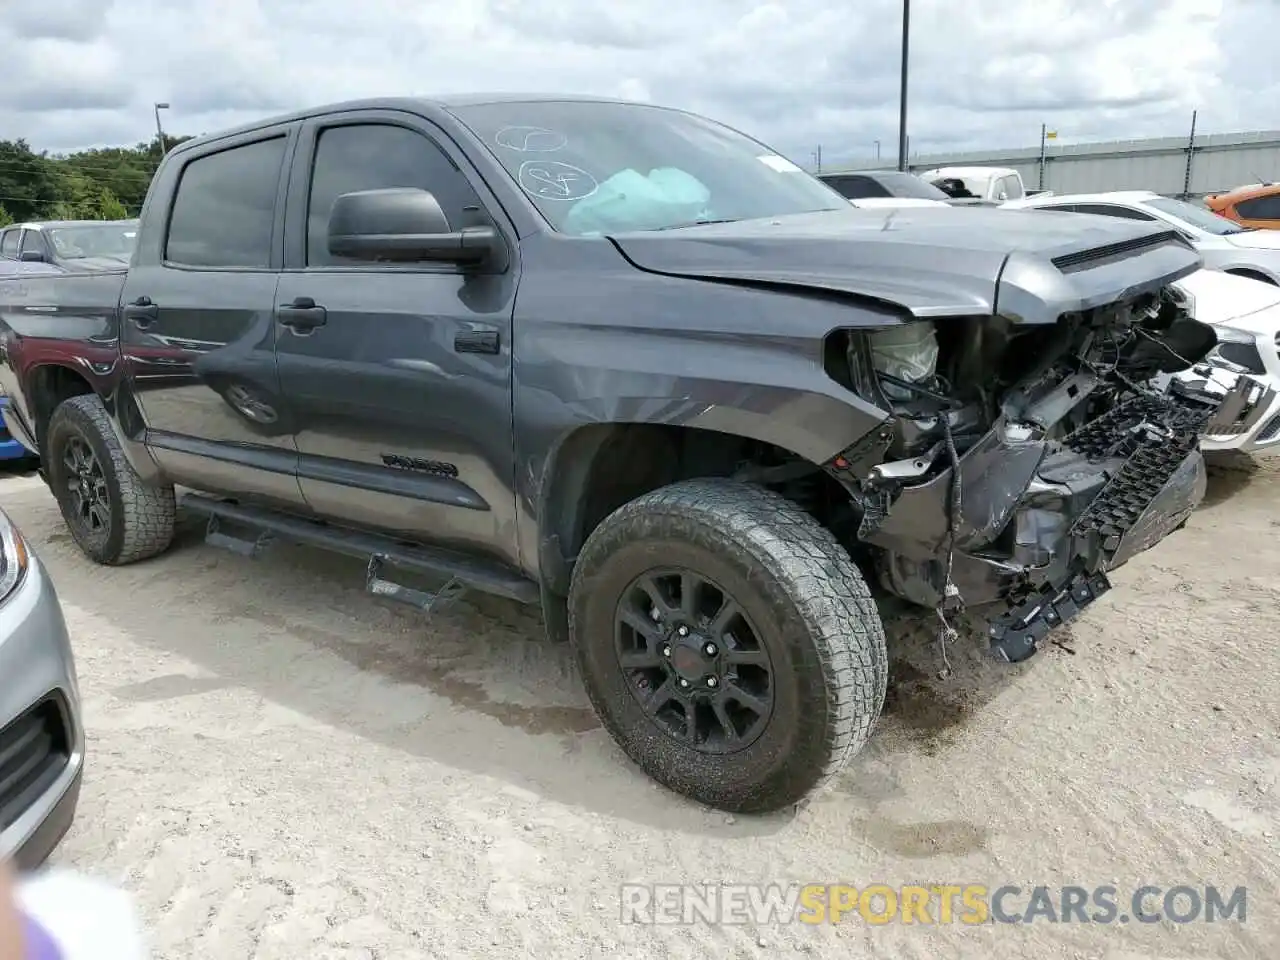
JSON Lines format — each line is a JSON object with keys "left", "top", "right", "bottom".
{"left": 678, "top": 678, "right": 690, "bottom": 689}
{"left": 677, "top": 625, "right": 690, "bottom": 637}
{"left": 703, "top": 642, "right": 718, "bottom": 657}
{"left": 706, "top": 676, "right": 718, "bottom": 688}
{"left": 661, "top": 644, "right": 672, "bottom": 658}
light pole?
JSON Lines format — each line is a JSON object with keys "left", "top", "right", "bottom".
{"left": 874, "top": 139, "right": 881, "bottom": 162}
{"left": 154, "top": 102, "right": 170, "bottom": 154}
{"left": 897, "top": 0, "right": 910, "bottom": 172}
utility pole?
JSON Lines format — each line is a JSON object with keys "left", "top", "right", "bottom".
{"left": 154, "top": 102, "right": 170, "bottom": 154}
{"left": 816, "top": 144, "right": 822, "bottom": 173}
{"left": 875, "top": 140, "right": 881, "bottom": 162}
{"left": 897, "top": 0, "right": 910, "bottom": 171}
{"left": 1039, "top": 123, "right": 1047, "bottom": 191}
{"left": 1182, "top": 109, "right": 1197, "bottom": 199}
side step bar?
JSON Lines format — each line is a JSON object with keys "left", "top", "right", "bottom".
{"left": 179, "top": 494, "right": 540, "bottom": 609}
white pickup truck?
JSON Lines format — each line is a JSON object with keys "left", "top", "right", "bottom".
{"left": 919, "top": 166, "right": 1051, "bottom": 203}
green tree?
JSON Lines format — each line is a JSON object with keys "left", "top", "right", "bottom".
{"left": 0, "top": 132, "right": 193, "bottom": 222}
{"left": 0, "top": 204, "right": 12, "bottom": 227}
{"left": 0, "top": 139, "right": 61, "bottom": 221}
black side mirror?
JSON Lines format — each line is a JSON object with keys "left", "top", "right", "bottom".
{"left": 19, "top": 250, "right": 44, "bottom": 262}
{"left": 327, "top": 187, "right": 498, "bottom": 266}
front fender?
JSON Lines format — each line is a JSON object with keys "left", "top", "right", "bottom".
{"left": 511, "top": 243, "right": 897, "bottom": 583}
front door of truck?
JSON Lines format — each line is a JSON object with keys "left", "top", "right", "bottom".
{"left": 119, "top": 127, "right": 308, "bottom": 509}
{"left": 272, "top": 111, "right": 520, "bottom": 568}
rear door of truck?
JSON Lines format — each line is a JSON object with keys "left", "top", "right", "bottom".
{"left": 118, "top": 123, "right": 309, "bottom": 510}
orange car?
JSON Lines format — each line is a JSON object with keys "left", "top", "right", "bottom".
{"left": 1205, "top": 182, "right": 1280, "bottom": 229}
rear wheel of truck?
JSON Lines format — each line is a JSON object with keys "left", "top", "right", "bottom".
{"left": 568, "top": 478, "right": 888, "bottom": 813}
{"left": 45, "top": 394, "right": 176, "bottom": 565}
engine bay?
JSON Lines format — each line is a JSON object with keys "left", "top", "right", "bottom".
{"left": 844, "top": 284, "right": 1220, "bottom": 468}
{"left": 821, "top": 283, "right": 1253, "bottom": 663}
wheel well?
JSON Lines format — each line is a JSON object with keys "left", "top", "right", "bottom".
{"left": 538, "top": 423, "right": 854, "bottom": 596}
{"left": 28, "top": 365, "right": 94, "bottom": 454}
{"left": 1224, "top": 268, "right": 1278, "bottom": 286}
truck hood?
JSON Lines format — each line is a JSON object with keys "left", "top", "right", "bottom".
{"left": 608, "top": 207, "right": 1204, "bottom": 324}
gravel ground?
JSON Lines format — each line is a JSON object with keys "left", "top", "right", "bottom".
{"left": 3, "top": 457, "right": 1278, "bottom": 959}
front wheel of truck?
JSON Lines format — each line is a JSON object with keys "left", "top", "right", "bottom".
{"left": 45, "top": 394, "right": 176, "bottom": 565}
{"left": 568, "top": 478, "right": 888, "bottom": 813}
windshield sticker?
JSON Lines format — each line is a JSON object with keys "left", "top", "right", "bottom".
{"left": 757, "top": 154, "right": 804, "bottom": 173}
{"left": 495, "top": 126, "right": 567, "bottom": 152}
{"left": 518, "top": 160, "right": 598, "bottom": 201}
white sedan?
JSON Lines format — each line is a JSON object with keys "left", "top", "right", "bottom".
{"left": 1002, "top": 190, "right": 1280, "bottom": 286}
{"left": 1161, "top": 269, "right": 1280, "bottom": 456}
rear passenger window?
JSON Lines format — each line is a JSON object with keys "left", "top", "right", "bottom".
{"left": 1237, "top": 195, "right": 1280, "bottom": 220}
{"left": 165, "top": 136, "right": 287, "bottom": 268}
{"left": 0, "top": 230, "right": 18, "bottom": 258}
{"left": 1071, "top": 204, "right": 1157, "bottom": 221}
{"left": 821, "top": 175, "right": 886, "bottom": 199}
{"left": 306, "top": 123, "right": 484, "bottom": 267}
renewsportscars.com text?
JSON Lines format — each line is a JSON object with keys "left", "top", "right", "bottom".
{"left": 620, "top": 883, "right": 1247, "bottom": 926}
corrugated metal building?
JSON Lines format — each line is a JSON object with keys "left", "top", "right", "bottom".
{"left": 821, "top": 130, "right": 1280, "bottom": 199}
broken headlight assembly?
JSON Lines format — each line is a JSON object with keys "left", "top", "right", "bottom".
{"left": 1204, "top": 324, "right": 1266, "bottom": 376}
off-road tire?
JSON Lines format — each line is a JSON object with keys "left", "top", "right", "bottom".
{"left": 45, "top": 394, "right": 176, "bottom": 565}
{"left": 568, "top": 477, "right": 888, "bottom": 812}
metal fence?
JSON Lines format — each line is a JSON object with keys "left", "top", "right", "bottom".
{"left": 817, "top": 121, "right": 1280, "bottom": 199}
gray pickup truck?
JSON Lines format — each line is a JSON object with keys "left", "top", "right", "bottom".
{"left": 0, "top": 95, "right": 1265, "bottom": 812}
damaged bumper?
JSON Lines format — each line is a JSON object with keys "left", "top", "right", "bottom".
{"left": 1166, "top": 363, "right": 1280, "bottom": 455}
{"left": 828, "top": 374, "right": 1266, "bottom": 663}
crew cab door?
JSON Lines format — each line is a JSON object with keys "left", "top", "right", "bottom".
{"left": 119, "top": 126, "right": 308, "bottom": 509}
{"left": 273, "top": 110, "right": 521, "bottom": 568}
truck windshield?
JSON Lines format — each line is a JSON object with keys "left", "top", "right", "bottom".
{"left": 450, "top": 100, "right": 848, "bottom": 235}
{"left": 46, "top": 221, "right": 139, "bottom": 261}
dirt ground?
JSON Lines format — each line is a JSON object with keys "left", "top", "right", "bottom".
{"left": 3, "top": 456, "right": 1278, "bottom": 960}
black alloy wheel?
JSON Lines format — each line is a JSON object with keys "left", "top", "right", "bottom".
{"left": 615, "top": 568, "right": 774, "bottom": 755}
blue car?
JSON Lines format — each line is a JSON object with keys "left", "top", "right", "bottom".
{"left": 1, "top": 395, "right": 35, "bottom": 462}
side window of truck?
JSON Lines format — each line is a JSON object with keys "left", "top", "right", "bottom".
{"left": 0, "top": 229, "right": 18, "bottom": 259}
{"left": 821, "top": 176, "right": 885, "bottom": 199}
{"left": 18, "top": 231, "right": 44, "bottom": 259}
{"left": 165, "top": 136, "right": 288, "bottom": 269}
{"left": 1071, "top": 203, "right": 1157, "bottom": 221}
{"left": 306, "top": 122, "right": 484, "bottom": 267}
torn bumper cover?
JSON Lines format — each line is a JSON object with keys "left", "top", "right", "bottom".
{"left": 827, "top": 374, "right": 1271, "bottom": 663}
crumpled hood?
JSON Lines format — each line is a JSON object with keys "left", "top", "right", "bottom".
{"left": 609, "top": 206, "right": 1203, "bottom": 324}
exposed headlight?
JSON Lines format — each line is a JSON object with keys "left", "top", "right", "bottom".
{"left": 1205, "top": 325, "right": 1266, "bottom": 375}
{"left": 1214, "top": 324, "right": 1256, "bottom": 345}
{"left": 0, "top": 508, "right": 30, "bottom": 603}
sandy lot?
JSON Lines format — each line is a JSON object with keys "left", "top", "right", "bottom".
{"left": 3, "top": 457, "right": 1278, "bottom": 959}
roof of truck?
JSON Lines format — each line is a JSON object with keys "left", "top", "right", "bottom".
{"left": 170, "top": 94, "right": 670, "bottom": 154}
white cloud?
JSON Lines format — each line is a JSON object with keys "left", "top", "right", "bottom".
{"left": 0, "top": 0, "right": 1272, "bottom": 171}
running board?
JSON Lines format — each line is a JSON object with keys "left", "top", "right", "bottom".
{"left": 179, "top": 494, "right": 540, "bottom": 608}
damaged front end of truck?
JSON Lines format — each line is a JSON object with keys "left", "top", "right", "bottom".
{"left": 821, "top": 236, "right": 1275, "bottom": 663}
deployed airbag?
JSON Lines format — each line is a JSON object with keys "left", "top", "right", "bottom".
{"left": 564, "top": 167, "right": 711, "bottom": 235}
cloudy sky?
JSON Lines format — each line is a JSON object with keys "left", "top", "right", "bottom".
{"left": 1, "top": 0, "right": 1276, "bottom": 169}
